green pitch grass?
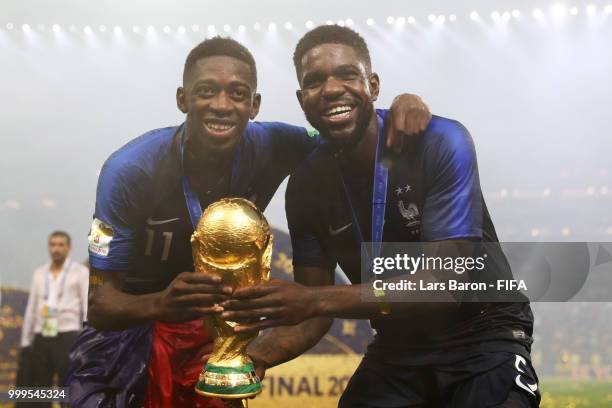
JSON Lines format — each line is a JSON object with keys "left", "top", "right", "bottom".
{"left": 541, "top": 379, "right": 612, "bottom": 408}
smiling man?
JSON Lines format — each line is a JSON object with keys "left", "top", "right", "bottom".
{"left": 66, "top": 36, "right": 432, "bottom": 408}
{"left": 222, "top": 26, "right": 540, "bottom": 407}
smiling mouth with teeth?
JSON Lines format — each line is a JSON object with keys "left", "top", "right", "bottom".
{"left": 325, "top": 105, "right": 354, "bottom": 117}
{"left": 205, "top": 122, "right": 235, "bottom": 132}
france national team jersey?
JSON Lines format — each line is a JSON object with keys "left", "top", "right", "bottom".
{"left": 286, "top": 110, "right": 534, "bottom": 362}
{"left": 88, "top": 121, "right": 317, "bottom": 293}
{"left": 71, "top": 121, "right": 318, "bottom": 408}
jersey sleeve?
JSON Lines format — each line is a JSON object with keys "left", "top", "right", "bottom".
{"left": 261, "top": 122, "right": 320, "bottom": 174}
{"left": 421, "top": 119, "right": 483, "bottom": 241}
{"left": 88, "top": 156, "right": 145, "bottom": 272}
{"left": 285, "top": 172, "right": 336, "bottom": 270}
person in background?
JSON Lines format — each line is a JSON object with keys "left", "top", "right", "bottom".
{"left": 20, "top": 231, "right": 89, "bottom": 394}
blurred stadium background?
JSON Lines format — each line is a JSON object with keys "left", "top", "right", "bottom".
{"left": 1, "top": 0, "right": 611, "bottom": 406}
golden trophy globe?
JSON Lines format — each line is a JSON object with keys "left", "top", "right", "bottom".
{"left": 191, "top": 198, "right": 272, "bottom": 399}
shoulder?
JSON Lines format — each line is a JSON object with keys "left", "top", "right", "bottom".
{"left": 246, "top": 121, "right": 306, "bottom": 136}
{"left": 71, "top": 262, "right": 89, "bottom": 275}
{"left": 100, "top": 126, "right": 179, "bottom": 184}
{"left": 33, "top": 265, "right": 47, "bottom": 279}
{"left": 243, "top": 121, "right": 311, "bottom": 148}
{"left": 421, "top": 116, "right": 475, "bottom": 159}
{"left": 287, "top": 145, "right": 334, "bottom": 196}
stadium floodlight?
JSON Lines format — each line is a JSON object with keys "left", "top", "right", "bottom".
{"left": 586, "top": 4, "right": 597, "bottom": 16}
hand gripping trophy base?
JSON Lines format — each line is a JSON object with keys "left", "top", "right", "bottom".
{"left": 191, "top": 198, "right": 272, "bottom": 400}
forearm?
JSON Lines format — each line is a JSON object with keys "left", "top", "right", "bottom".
{"left": 248, "top": 317, "right": 332, "bottom": 370}
{"left": 312, "top": 276, "right": 460, "bottom": 319}
{"left": 20, "top": 300, "right": 35, "bottom": 347}
{"left": 88, "top": 284, "right": 161, "bottom": 331}
{"left": 21, "top": 281, "right": 37, "bottom": 347}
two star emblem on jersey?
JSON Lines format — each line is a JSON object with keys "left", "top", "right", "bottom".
{"left": 395, "top": 183, "right": 421, "bottom": 230}
{"left": 88, "top": 218, "right": 114, "bottom": 257}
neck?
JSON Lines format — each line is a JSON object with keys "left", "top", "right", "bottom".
{"left": 339, "top": 110, "right": 379, "bottom": 175}
{"left": 50, "top": 259, "right": 65, "bottom": 272}
{"left": 184, "top": 130, "right": 235, "bottom": 174}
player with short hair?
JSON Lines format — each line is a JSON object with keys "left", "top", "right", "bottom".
{"left": 67, "top": 36, "right": 432, "bottom": 407}
{"left": 222, "top": 26, "right": 540, "bottom": 407}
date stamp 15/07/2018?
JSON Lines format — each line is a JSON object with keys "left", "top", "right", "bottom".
{"left": 0, "top": 388, "right": 69, "bottom": 402}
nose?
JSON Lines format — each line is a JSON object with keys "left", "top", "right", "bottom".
{"left": 321, "top": 76, "right": 344, "bottom": 100}
{"left": 209, "top": 91, "right": 233, "bottom": 115}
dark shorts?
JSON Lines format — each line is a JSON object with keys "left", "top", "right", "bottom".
{"left": 339, "top": 351, "right": 540, "bottom": 408}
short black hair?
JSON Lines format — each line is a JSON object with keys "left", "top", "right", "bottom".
{"left": 49, "top": 230, "right": 71, "bottom": 245}
{"left": 183, "top": 36, "right": 257, "bottom": 87}
{"left": 293, "top": 25, "right": 372, "bottom": 81}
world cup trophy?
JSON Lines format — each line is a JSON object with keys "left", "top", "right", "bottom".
{"left": 191, "top": 198, "right": 272, "bottom": 400}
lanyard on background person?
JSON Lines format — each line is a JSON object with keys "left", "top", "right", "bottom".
{"left": 179, "top": 125, "right": 242, "bottom": 229}
{"left": 338, "top": 114, "right": 391, "bottom": 315}
{"left": 44, "top": 260, "right": 71, "bottom": 302}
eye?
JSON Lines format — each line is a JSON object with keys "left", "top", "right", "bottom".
{"left": 340, "top": 72, "right": 358, "bottom": 81}
{"left": 303, "top": 76, "right": 323, "bottom": 89}
{"left": 230, "top": 88, "right": 248, "bottom": 100}
{"left": 338, "top": 69, "right": 359, "bottom": 81}
{"left": 196, "top": 86, "right": 215, "bottom": 98}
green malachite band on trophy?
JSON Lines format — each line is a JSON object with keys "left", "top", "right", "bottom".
{"left": 195, "top": 362, "right": 262, "bottom": 398}
{"left": 195, "top": 382, "right": 262, "bottom": 397}
{"left": 204, "top": 363, "right": 255, "bottom": 375}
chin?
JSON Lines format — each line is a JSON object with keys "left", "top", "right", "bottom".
{"left": 325, "top": 126, "right": 358, "bottom": 144}
{"left": 201, "top": 128, "right": 240, "bottom": 146}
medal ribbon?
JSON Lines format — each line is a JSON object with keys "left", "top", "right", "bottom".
{"left": 338, "top": 114, "right": 391, "bottom": 314}
{"left": 179, "top": 125, "right": 242, "bottom": 229}
{"left": 44, "top": 260, "right": 72, "bottom": 302}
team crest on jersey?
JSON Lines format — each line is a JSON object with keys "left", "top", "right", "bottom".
{"left": 395, "top": 184, "right": 421, "bottom": 228}
{"left": 398, "top": 200, "right": 420, "bottom": 228}
{"left": 88, "top": 218, "right": 114, "bottom": 256}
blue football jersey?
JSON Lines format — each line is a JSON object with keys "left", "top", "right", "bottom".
{"left": 88, "top": 121, "right": 317, "bottom": 294}
{"left": 285, "top": 110, "right": 534, "bottom": 355}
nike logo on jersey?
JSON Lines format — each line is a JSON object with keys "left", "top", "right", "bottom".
{"left": 146, "top": 217, "right": 180, "bottom": 226}
{"left": 514, "top": 355, "right": 538, "bottom": 396}
{"left": 329, "top": 223, "right": 352, "bottom": 236}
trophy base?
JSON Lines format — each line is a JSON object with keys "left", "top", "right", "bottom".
{"left": 195, "top": 362, "right": 262, "bottom": 399}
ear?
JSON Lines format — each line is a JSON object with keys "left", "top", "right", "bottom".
{"left": 296, "top": 89, "right": 304, "bottom": 110}
{"left": 250, "top": 93, "right": 262, "bottom": 119}
{"left": 367, "top": 72, "right": 380, "bottom": 103}
{"left": 176, "top": 87, "right": 188, "bottom": 114}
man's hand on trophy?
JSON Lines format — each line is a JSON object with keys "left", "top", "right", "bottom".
{"left": 248, "top": 352, "right": 268, "bottom": 381}
{"left": 153, "top": 271, "right": 233, "bottom": 322}
{"left": 219, "top": 279, "right": 316, "bottom": 334}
